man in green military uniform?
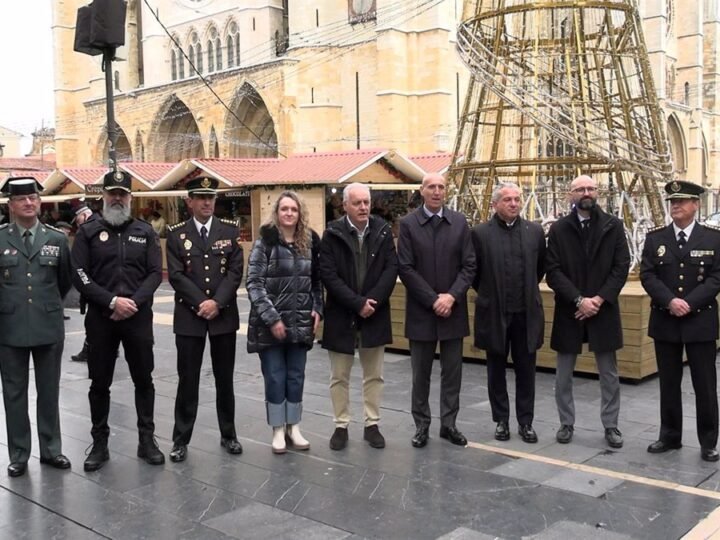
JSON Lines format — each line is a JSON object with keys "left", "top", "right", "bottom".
{"left": 0, "top": 177, "right": 72, "bottom": 477}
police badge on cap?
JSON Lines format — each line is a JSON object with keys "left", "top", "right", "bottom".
{"left": 0, "top": 176, "right": 44, "bottom": 197}
{"left": 186, "top": 176, "right": 219, "bottom": 197}
{"left": 664, "top": 180, "right": 705, "bottom": 200}
{"left": 102, "top": 170, "right": 132, "bottom": 193}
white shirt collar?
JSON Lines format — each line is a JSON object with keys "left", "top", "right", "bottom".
{"left": 672, "top": 221, "right": 696, "bottom": 239}
{"left": 422, "top": 205, "right": 443, "bottom": 219}
{"left": 193, "top": 216, "right": 213, "bottom": 235}
{"left": 346, "top": 216, "right": 369, "bottom": 236}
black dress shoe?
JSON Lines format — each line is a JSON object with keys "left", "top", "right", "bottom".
{"left": 221, "top": 437, "right": 243, "bottom": 455}
{"left": 169, "top": 444, "right": 187, "bottom": 463}
{"left": 7, "top": 462, "right": 26, "bottom": 477}
{"left": 556, "top": 424, "right": 574, "bottom": 444}
{"left": 605, "top": 428, "right": 624, "bottom": 449}
{"left": 439, "top": 426, "right": 467, "bottom": 446}
{"left": 647, "top": 440, "right": 682, "bottom": 454}
{"left": 494, "top": 421, "right": 510, "bottom": 441}
{"left": 702, "top": 448, "right": 720, "bottom": 462}
{"left": 40, "top": 454, "right": 71, "bottom": 469}
{"left": 518, "top": 424, "right": 538, "bottom": 444}
{"left": 330, "top": 427, "right": 349, "bottom": 450}
{"left": 411, "top": 426, "right": 429, "bottom": 448}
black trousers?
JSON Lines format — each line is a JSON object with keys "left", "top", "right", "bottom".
{"left": 410, "top": 338, "right": 463, "bottom": 429}
{"left": 0, "top": 343, "right": 63, "bottom": 463}
{"left": 654, "top": 340, "right": 719, "bottom": 449}
{"left": 486, "top": 312, "right": 536, "bottom": 425}
{"left": 172, "top": 332, "right": 237, "bottom": 445}
{"left": 86, "top": 306, "right": 156, "bottom": 442}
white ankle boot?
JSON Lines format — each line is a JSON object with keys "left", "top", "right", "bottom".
{"left": 286, "top": 424, "right": 310, "bottom": 450}
{"left": 272, "top": 427, "right": 287, "bottom": 454}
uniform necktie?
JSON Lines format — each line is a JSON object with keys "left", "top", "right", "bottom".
{"left": 23, "top": 230, "right": 32, "bottom": 253}
{"left": 678, "top": 230, "right": 686, "bottom": 249}
{"left": 200, "top": 225, "right": 208, "bottom": 246}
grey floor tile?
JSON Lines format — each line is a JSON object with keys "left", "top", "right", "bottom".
{"left": 541, "top": 469, "right": 624, "bottom": 497}
{"left": 203, "top": 501, "right": 351, "bottom": 540}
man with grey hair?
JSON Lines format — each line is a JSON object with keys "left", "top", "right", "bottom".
{"left": 320, "top": 182, "right": 398, "bottom": 450}
{"left": 471, "top": 182, "right": 546, "bottom": 443}
{"left": 71, "top": 171, "right": 164, "bottom": 471}
{"left": 546, "top": 174, "right": 630, "bottom": 448}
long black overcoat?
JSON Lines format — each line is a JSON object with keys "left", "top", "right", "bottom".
{"left": 545, "top": 207, "right": 630, "bottom": 353}
{"left": 397, "top": 207, "right": 476, "bottom": 342}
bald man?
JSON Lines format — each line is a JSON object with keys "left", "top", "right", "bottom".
{"left": 546, "top": 175, "right": 630, "bottom": 448}
{"left": 398, "top": 173, "right": 476, "bottom": 448}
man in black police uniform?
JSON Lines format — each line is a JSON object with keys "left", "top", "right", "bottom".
{"left": 166, "top": 177, "right": 244, "bottom": 462}
{"left": 71, "top": 170, "right": 164, "bottom": 471}
{"left": 0, "top": 177, "right": 72, "bottom": 477}
{"left": 640, "top": 180, "right": 720, "bottom": 462}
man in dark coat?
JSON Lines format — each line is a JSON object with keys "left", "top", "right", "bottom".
{"left": 0, "top": 177, "right": 72, "bottom": 477}
{"left": 472, "top": 182, "right": 546, "bottom": 444}
{"left": 546, "top": 175, "right": 630, "bottom": 448}
{"left": 320, "top": 183, "right": 398, "bottom": 451}
{"left": 398, "top": 173, "right": 476, "bottom": 448}
{"left": 640, "top": 180, "right": 720, "bottom": 462}
{"left": 166, "top": 177, "right": 245, "bottom": 463}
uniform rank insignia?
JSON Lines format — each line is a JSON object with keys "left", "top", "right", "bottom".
{"left": 212, "top": 239, "right": 232, "bottom": 250}
{"left": 2, "top": 249, "right": 8, "bottom": 255}
{"left": 99, "top": 231, "right": 109, "bottom": 242}
{"left": 657, "top": 245, "right": 665, "bottom": 256}
{"left": 40, "top": 245, "right": 60, "bottom": 257}
{"left": 184, "top": 239, "right": 193, "bottom": 250}
{"left": 690, "top": 250, "right": 714, "bottom": 257}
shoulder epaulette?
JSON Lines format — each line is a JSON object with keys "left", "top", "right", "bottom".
{"left": 43, "top": 224, "right": 64, "bottom": 234}
{"left": 220, "top": 218, "right": 239, "bottom": 227}
{"left": 167, "top": 222, "right": 185, "bottom": 232}
{"left": 0, "top": 223, "right": 8, "bottom": 230}
{"left": 646, "top": 225, "right": 665, "bottom": 234}
{"left": 703, "top": 222, "right": 720, "bottom": 232}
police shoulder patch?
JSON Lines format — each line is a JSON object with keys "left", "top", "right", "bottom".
{"left": 703, "top": 222, "right": 720, "bottom": 232}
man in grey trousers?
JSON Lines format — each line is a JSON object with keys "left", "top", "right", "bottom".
{"left": 545, "top": 175, "right": 630, "bottom": 448}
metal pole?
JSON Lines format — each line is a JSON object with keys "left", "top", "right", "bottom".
{"left": 103, "top": 48, "right": 118, "bottom": 172}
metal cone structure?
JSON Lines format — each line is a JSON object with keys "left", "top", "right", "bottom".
{"left": 448, "top": 0, "right": 672, "bottom": 243}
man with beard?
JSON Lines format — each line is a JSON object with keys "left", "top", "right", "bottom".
{"left": 640, "top": 180, "right": 720, "bottom": 462}
{"left": 166, "top": 177, "right": 245, "bottom": 462}
{"left": 71, "top": 171, "right": 164, "bottom": 471}
{"left": 546, "top": 175, "right": 630, "bottom": 448}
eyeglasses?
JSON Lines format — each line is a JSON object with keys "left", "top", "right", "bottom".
{"left": 9, "top": 194, "right": 40, "bottom": 202}
{"left": 571, "top": 186, "right": 597, "bottom": 194}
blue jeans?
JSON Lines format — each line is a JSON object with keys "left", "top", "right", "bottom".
{"left": 259, "top": 344, "right": 307, "bottom": 426}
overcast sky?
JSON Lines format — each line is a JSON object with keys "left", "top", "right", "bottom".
{"left": 0, "top": 1, "right": 55, "bottom": 149}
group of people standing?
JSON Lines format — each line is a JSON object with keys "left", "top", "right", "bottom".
{"left": 0, "top": 167, "right": 718, "bottom": 479}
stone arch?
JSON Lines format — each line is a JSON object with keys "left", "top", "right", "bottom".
{"left": 151, "top": 96, "right": 205, "bottom": 162}
{"left": 224, "top": 83, "right": 278, "bottom": 158}
{"left": 666, "top": 113, "right": 686, "bottom": 174}
{"left": 95, "top": 124, "right": 133, "bottom": 165}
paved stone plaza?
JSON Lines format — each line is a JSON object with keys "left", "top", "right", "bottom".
{"left": 1, "top": 283, "right": 719, "bottom": 539}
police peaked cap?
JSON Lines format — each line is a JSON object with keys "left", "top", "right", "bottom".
{"left": 103, "top": 170, "right": 132, "bottom": 192}
{"left": 186, "top": 176, "right": 219, "bottom": 196}
{"left": 1, "top": 176, "right": 44, "bottom": 196}
{"left": 664, "top": 180, "right": 705, "bottom": 200}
